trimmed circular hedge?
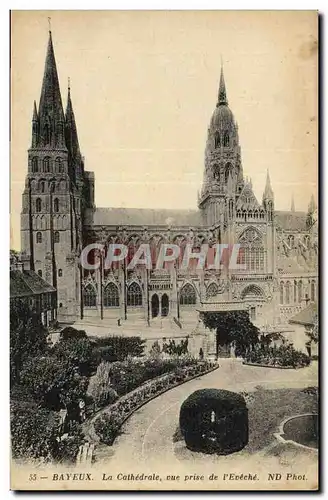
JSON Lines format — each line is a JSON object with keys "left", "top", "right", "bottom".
{"left": 179, "top": 389, "right": 248, "bottom": 454}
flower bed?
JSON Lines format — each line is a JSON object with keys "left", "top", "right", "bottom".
{"left": 92, "top": 360, "right": 217, "bottom": 446}
{"left": 243, "top": 344, "right": 310, "bottom": 369}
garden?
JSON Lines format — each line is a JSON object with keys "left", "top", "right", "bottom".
{"left": 10, "top": 300, "right": 215, "bottom": 465}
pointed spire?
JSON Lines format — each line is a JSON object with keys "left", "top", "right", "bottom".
{"left": 65, "top": 81, "right": 82, "bottom": 168}
{"left": 38, "top": 30, "right": 65, "bottom": 148}
{"left": 263, "top": 169, "right": 274, "bottom": 201}
{"left": 218, "top": 65, "right": 228, "bottom": 106}
{"left": 291, "top": 195, "right": 295, "bottom": 212}
{"left": 32, "top": 100, "right": 38, "bottom": 121}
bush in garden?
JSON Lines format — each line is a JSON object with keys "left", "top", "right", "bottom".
{"left": 59, "top": 327, "right": 87, "bottom": 341}
{"left": 87, "top": 362, "right": 118, "bottom": 410}
{"left": 244, "top": 343, "right": 310, "bottom": 368}
{"left": 10, "top": 400, "right": 60, "bottom": 461}
{"left": 179, "top": 389, "right": 248, "bottom": 454}
{"left": 94, "top": 411, "right": 122, "bottom": 446}
{"left": 54, "top": 422, "right": 85, "bottom": 464}
{"left": 92, "top": 336, "right": 146, "bottom": 363}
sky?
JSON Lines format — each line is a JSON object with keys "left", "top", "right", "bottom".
{"left": 11, "top": 10, "right": 318, "bottom": 250}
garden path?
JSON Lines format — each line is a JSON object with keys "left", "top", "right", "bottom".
{"left": 96, "top": 359, "right": 318, "bottom": 484}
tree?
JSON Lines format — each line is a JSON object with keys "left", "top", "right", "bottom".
{"left": 53, "top": 336, "right": 94, "bottom": 376}
{"left": 10, "top": 299, "right": 48, "bottom": 384}
{"left": 202, "top": 311, "right": 260, "bottom": 356}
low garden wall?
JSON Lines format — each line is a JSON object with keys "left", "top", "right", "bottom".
{"left": 87, "top": 360, "right": 218, "bottom": 447}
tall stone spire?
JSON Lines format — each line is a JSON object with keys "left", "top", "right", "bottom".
{"left": 31, "top": 100, "right": 39, "bottom": 148}
{"left": 65, "top": 81, "right": 83, "bottom": 180}
{"left": 263, "top": 169, "right": 274, "bottom": 201}
{"left": 217, "top": 65, "right": 228, "bottom": 106}
{"left": 291, "top": 194, "right": 295, "bottom": 212}
{"left": 38, "top": 31, "right": 65, "bottom": 148}
{"left": 65, "top": 82, "right": 81, "bottom": 160}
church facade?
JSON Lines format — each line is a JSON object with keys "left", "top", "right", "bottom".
{"left": 20, "top": 31, "right": 318, "bottom": 347}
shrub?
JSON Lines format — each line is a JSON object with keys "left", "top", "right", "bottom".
{"left": 94, "top": 411, "right": 122, "bottom": 446}
{"left": 179, "top": 389, "right": 248, "bottom": 454}
{"left": 54, "top": 422, "right": 85, "bottom": 464}
{"left": 11, "top": 400, "right": 60, "bottom": 461}
{"left": 92, "top": 336, "right": 146, "bottom": 362}
{"left": 244, "top": 344, "right": 310, "bottom": 368}
{"left": 59, "top": 327, "right": 87, "bottom": 341}
{"left": 87, "top": 362, "right": 119, "bottom": 410}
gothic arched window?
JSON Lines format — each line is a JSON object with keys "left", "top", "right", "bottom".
{"left": 280, "top": 282, "right": 284, "bottom": 304}
{"left": 238, "top": 228, "right": 265, "bottom": 272}
{"left": 83, "top": 284, "right": 97, "bottom": 308}
{"left": 179, "top": 283, "right": 196, "bottom": 305}
{"left": 127, "top": 282, "right": 142, "bottom": 307}
{"left": 31, "top": 157, "right": 38, "bottom": 173}
{"left": 43, "top": 157, "right": 50, "bottom": 173}
{"left": 36, "top": 231, "right": 42, "bottom": 243}
{"left": 54, "top": 231, "right": 60, "bottom": 243}
{"left": 54, "top": 198, "right": 59, "bottom": 213}
{"left": 298, "top": 281, "right": 303, "bottom": 303}
{"left": 39, "top": 181, "right": 45, "bottom": 193}
{"left": 214, "top": 131, "right": 220, "bottom": 148}
{"left": 58, "top": 269, "right": 63, "bottom": 277}
{"left": 285, "top": 281, "right": 291, "bottom": 304}
{"left": 225, "top": 162, "right": 232, "bottom": 183}
{"left": 206, "top": 282, "right": 219, "bottom": 299}
{"left": 223, "top": 131, "right": 230, "bottom": 147}
{"left": 55, "top": 157, "right": 63, "bottom": 173}
{"left": 104, "top": 282, "right": 120, "bottom": 307}
{"left": 311, "top": 281, "right": 315, "bottom": 302}
{"left": 294, "top": 280, "right": 297, "bottom": 302}
{"left": 36, "top": 198, "right": 42, "bottom": 213}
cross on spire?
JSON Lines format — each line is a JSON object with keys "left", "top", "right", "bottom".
{"left": 218, "top": 63, "right": 228, "bottom": 106}
{"left": 48, "top": 16, "right": 51, "bottom": 32}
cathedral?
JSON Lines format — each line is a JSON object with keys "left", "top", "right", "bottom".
{"left": 20, "top": 31, "right": 318, "bottom": 355}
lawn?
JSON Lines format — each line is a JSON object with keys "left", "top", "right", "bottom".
{"left": 173, "top": 386, "right": 318, "bottom": 453}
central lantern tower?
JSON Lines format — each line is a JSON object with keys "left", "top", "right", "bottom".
{"left": 198, "top": 67, "right": 244, "bottom": 231}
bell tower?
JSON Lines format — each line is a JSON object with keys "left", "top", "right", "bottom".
{"left": 198, "top": 66, "right": 244, "bottom": 230}
{"left": 20, "top": 30, "right": 90, "bottom": 322}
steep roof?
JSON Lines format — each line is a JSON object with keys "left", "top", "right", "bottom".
{"left": 10, "top": 270, "right": 56, "bottom": 299}
{"left": 289, "top": 302, "right": 317, "bottom": 326}
{"left": 85, "top": 207, "right": 202, "bottom": 227}
{"left": 275, "top": 211, "right": 307, "bottom": 232}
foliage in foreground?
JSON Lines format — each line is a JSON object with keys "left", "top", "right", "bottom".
{"left": 93, "top": 359, "right": 215, "bottom": 445}
{"left": 243, "top": 343, "right": 310, "bottom": 368}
